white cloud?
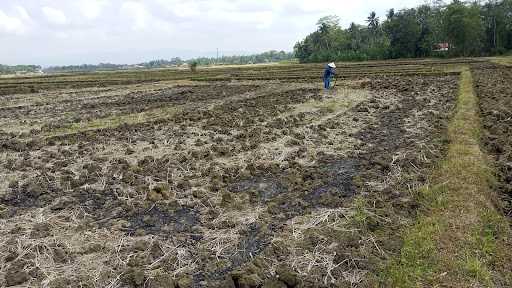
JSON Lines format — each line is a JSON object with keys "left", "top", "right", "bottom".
{"left": 15, "top": 6, "right": 31, "bottom": 21}
{"left": 0, "top": 0, "right": 428, "bottom": 65}
{"left": 0, "top": 8, "right": 28, "bottom": 35}
{"left": 155, "top": 0, "right": 200, "bottom": 18}
{"left": 78, "top": 0, "right": 108, "bottom": 20}
{"left": 155, "top": 0, "right": 273, "bottom": 27}
{"left": 121, "top": 1, "right": 174, "bottom": 33}
{"left": 42, "top": 6, "right": 67, "bottom": 25}
{"left": 55, "top": 31, "right": 69, "bottom": 39}
{"left": 121, "top": 1, "right": 150, "bottom": 30}
{"left": 210, "top": 10, "right": 274, "bottom": 29}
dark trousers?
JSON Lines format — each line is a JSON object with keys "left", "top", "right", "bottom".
{"left": 324, "top": 77, "right": 331, "bottom": 89}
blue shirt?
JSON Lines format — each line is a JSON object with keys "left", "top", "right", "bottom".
{"left": 323, "top": 65, "right": 335, "bottom": 80}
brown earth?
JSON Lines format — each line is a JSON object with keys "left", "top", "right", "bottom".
{"left": 472, "top": 63, "right": 512, "bottom": 215}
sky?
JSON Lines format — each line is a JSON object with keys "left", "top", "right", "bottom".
{"left": 1, "top": 0, "right": 426, "bottom": 66}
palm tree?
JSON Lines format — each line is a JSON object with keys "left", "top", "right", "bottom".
{"left": 366, "top": 11, "right": 380, "bottom": 47}
{"left": 387, "top": 9, "right": 395, "bottom": 20}
{"left": 367, "top": 11, "right": 380, "bottom": 32}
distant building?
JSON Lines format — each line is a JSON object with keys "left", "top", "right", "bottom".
{"left": 434, "top": 43, "right": 450, "bottom": 52}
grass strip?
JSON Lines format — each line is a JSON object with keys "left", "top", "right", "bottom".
{"left": 383, "top": 68, "right": 512, "bottom": 287}
{"left": 490, "top": 56, "right": 512, "bottom": 66}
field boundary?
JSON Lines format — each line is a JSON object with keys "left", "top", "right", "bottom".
{"left": 384, "top": 67, "right": 512, "bottom": 287}
{"left": 490, "top": 56, "right": 512, "bottom": 66}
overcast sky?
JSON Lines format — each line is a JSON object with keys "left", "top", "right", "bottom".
{"left": 1, "top": 0, "right": 426, "bottom": 66}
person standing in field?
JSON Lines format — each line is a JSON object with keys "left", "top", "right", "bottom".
{"left": 323, "top": 62, "right": 336, "bottom": 90}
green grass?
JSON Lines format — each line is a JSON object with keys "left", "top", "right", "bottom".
{"left": 383, "top": 68, "right": 512, "bottom": 287}
{"left": 278, "top": 59, "right": 300, "bottom": 64}
{"left": 490, "top": 56, "right": 512, "bottom": 66}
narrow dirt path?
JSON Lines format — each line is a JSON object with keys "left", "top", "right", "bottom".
{"left": 385, "top": 67, "right": 512, "bottom": 287}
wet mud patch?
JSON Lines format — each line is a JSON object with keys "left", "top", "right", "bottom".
{"left": 229, "top": 176, "right": 287, "bottom": 203}
{"left": 125, "top": 205, "right": 200, "bottom": 236}
{"left": 305, "top": 159, "right": 358, "bottom": 206}
{"left": 74, "top": 187, "right": 119, "bottom": 212}
{"left": 0, "top": 175, "right": 60, "bottom": 209}
{"left": 200, "top": 222, "right": 273, "bottom": 283}
{"left": 73, "top": 186, "right": 201, "bottom": 237}
{"left": 199, "top": 159, "right": 359, "bottom": 282}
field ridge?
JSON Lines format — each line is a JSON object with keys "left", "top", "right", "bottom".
{"left": 385, "top": 68, "right": 512, "bottom": 287}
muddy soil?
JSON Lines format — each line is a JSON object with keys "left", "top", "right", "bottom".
{"left": 207, "top": 75, "right": 457, "bottom": 287}
{"left": 0, "top": 74, "right": 458, "bottom": 287}
{"left": 472, "top": 63, "right": 512, "bottom": 215}
{"left": 0, "top": 83, "right": 259, "bottom": 135}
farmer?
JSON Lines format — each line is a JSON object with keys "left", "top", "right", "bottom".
{"left": 323, "top": 62, "right": 336, "bottom": 90}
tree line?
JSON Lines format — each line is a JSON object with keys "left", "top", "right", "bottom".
{"left": 0, "top": 65, "right": 41, "bottom": 75}
{"left": 190, "top": 50, "right": 294, "bottom": 66}
{"left": 294, "top": 0, "right": 512, "bottom": 62}
{"left": 42, "top": 51, "right": 294, "bottom": 73}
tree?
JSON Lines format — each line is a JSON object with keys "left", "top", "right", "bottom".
{"left": 190, "top": 61, "right": 198, "bottom": 72}
{"left": 481, "top": 0, "right": 512, "bottom": 53}
{"left": 367, "top": 11, "right": 381, "bottom": 48}
{"left": 443, "top": 1, "right": 485, "bottom": 56}
{"left": 416, "top": 5, "right": 436, "bottom": 57}
{"left": 367, "top": 11, "right": 380, "bottom": 32}
{"left": 384, "top": 9, "right": 422, "bottom": 58}
{"left": 317, "top": 15, "right": 340, "bottom": 29}
{"left": 505, "top": 0, "right": 512, "bottom": 49}
{"left": 387, "top": 9, "right": 396, "bottom": 20}
{"left": 348, "top": 22, "right": 363, "bottom": 51}
{"left": 295, "top": 15, "right": 351, "bottom": 62}
{"left": 294, "top": 1, "right": 512, "bottom": 63}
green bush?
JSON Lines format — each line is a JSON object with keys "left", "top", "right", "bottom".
{"left": 190, "top": 61, "right": 198, "bottom": 73}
